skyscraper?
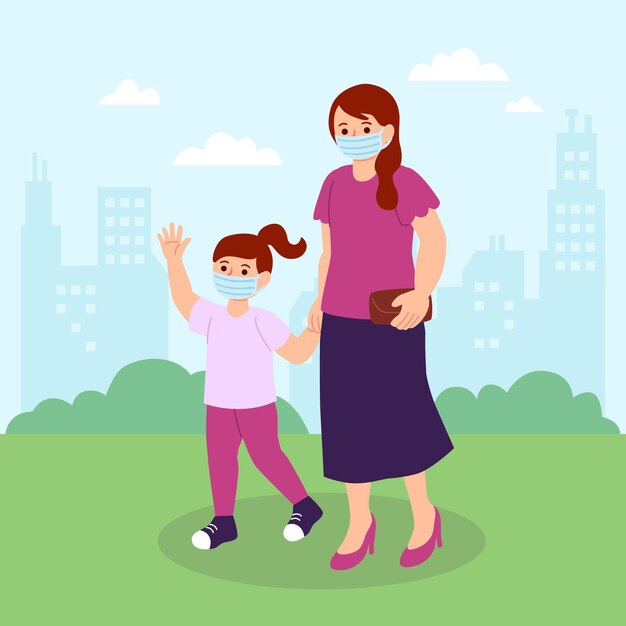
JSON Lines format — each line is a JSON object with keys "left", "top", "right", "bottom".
{"left": 20, "top": 156, "right": 168, "bottom": 411}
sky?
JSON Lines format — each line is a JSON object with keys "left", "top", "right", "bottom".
{"left": 1, "top": 0, "right": 625, "bottom": 432}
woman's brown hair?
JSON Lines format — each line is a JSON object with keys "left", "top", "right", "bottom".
{"left": 328, "top": 83, "right": 402, "bottom": 210}
{"left": 213, "top": 224, "right": 306, "bottom": 273}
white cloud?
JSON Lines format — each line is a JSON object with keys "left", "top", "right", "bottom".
{"left": 172, "top": 132, "right": 282, "bottom": 166}
{"left": 408, "top": 48, "right": 509, "bottom": 82}
{"left": 99, "top": 80, "right": 160, "bottom": 106}
{"left": 505, "top": 96, "right": 544, "bottom": 113}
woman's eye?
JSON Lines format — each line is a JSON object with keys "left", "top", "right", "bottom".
{"left": 363, "top": 127, "right": 370, "bottom": 134}
{"left": 341, "top": 128, "right": 348, "bottom": 135}
{"left": 221, "top": 266, "right": 227, "bottom": 272}
{"left": 242, "top": 269, "right": 248, "bottom": 276}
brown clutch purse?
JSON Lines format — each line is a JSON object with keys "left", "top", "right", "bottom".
{"left": 369, "top": 288, "right": 433, "bottom": 325}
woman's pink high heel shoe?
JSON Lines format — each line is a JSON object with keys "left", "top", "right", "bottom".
{"left": 330, "top": 514, "right": 376, "bottom": 571}
{"left": 400, "top": 507, "right": 442, "bottom": 568}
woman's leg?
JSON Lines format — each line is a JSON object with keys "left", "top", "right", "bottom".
{"left": 237, "top": 403, "right": 308, "bottom": 504}
{"left": 205, "top": 406, "right": 242, "bottom": 516}
{"left": 337, "top": 481, "right": 373, "bottom": 553}
{"left": 403, "top": 470, "right": 437, "bottom": 548}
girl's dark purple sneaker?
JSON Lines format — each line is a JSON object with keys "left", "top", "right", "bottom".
{"left": 283, "top": 496, "right": 323, "bottom": 542}
{"left": 191, "top": 515, "right": 238, "bottom": 550}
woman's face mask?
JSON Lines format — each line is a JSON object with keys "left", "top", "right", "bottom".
{"left": 335, "top": 127, "right": 391, "bottom": 161}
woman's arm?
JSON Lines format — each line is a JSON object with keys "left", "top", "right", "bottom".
{"left": 157, "top": 223, "right": 200, "bottom": 321}
{"left": 276, "top": 328, "right": 320, "bottom": 364}
{"left": 391, "top": 209, "right": 446, "bottom": 330}
{"left": 307, "top": 223, "right": 331, "bottom": 332}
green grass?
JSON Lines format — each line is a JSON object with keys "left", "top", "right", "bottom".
{"left": 1, "top": 434, "right": 624, "bottom": 624}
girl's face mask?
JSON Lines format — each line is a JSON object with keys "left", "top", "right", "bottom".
{"left": 213, "top": 272, "right": 265, "bottom": 299}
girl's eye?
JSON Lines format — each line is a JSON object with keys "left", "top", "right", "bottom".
{"left": 221, "top": 266, "right": 227, "bottom": 272}
{"left": 242, "top": 269, "right": 248, "bottom": 276}
{"left": 364, "top": 127, "right": 370, "bottom": 134}
{"left": 341, "top": 128, "right": 348, "bottom": 135}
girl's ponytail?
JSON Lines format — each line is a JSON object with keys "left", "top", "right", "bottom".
{"left": 258, "top": 224, "right": 307, "bottom": 259}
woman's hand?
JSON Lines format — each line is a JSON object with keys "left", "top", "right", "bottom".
{"left": 307, "top": 297, "right": 323, "bottom": 333}
{"left": 157, "top": 223, "right": 191, "bottom": 261}
{"left": 390, "top": 290, "right": 430, "bottom": 330}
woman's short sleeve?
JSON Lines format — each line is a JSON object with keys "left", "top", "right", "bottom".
{"left": 313, "top": 172, "right": 334, "bottom": 224}
{"left": 395, "top": 168, "right": 440, "bottom": 226}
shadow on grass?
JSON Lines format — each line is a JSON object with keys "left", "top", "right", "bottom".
{"left": 158, "top": 493, "right": 486, "bottom": 589}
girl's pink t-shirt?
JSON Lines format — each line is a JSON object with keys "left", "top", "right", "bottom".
{"left": 189, "top": 298, "right": 291, "bottom": 409}
{"left": 313, "top": 165, "right": 440, "bottom": 319}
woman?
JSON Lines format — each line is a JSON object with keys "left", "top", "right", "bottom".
{"left": 308, "top": 84, "right": 454, "bottom": 570}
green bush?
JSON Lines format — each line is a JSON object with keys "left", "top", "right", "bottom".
{"left": 7, "top": 359, "right": 308, "bottom": 434}
{"left": 436, "top": 371, "right": 619, "bottom": 434}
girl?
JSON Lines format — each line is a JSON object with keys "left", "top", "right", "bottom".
{"left": 158, "top": 222, "right": 323, "bottom": 550}
{"left": 309, "top": 84, "right": 454, "bottom": 570}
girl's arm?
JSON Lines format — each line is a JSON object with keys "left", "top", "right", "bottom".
{"left": 157, "top": 223, "right": 200, "bottom": 321}
{"left": 307, "top": 223, "right": 331, "bottom": 332}
{"left": 276, "top": 329, "right": 320, "bottom": 364}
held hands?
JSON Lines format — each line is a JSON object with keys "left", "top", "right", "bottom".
{"left": 157, "top": 223, "right": 191, "bottom": 260}
{"left": 307, "top": 297, "right": 323, "bottom": 333}
{"left": 390, "top": 290, "right": 430, "bottom": 330}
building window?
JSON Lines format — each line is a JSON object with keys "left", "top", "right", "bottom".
{"left": 120, "top": 235, "right": 130, "bottom": 245}
{"left": 555, "top": 204, "right": 566, "bottom": 214}
{"left": 474, "top": 338, "right": 485, "bottom": 349}
{"left": 570, "top": 261, "right": 581, "bottom": 271}
{"left": 585, "top": 224, "right": 596, "bottom": 234}
{"left": 474, "top": 300, "right": 485, "bottom": 311}
{"left": 504, "top": 300, "right": 514, "bottom": 311}
{"left": 570, "top": 242, "right": 581, "bottom": 252}
{"left": 504, "top": 320, "right": 514, "bottom": 330}
{"left": 585, "top": 242, "right": 595, "bottom": 253}
{"left": 564, "top": 152, "right": 574, "bottom": 161}
{"left": 489, "top": 282, "right": 499, "bottom": 292}
{"left": 570, "top": 223, "right": 580, "bottom": 233}
{"left": 86, "top": 304, "right": 96, "bottom": 314}
{"left": 120, "top": 197, "right": 130, "bottom": 208}
{"left": 570, "top": 204, "right": 581, "bottom": 214}
{"left": 134, "top": 235, "right": 145, "bottom": 246}
{"left": 56, "top": 304, "right": 66, "bottom": 314}
{"left": 105, "top": 254, "right": 115, "bottom": 265}
{"left": 489, "top": 338, "right": 500, "bottom": 349}
{"left": 134, "top": 254, "right": 145, "bottom": 265}
{"left": 86, "top": 285, "right": 96, "bottom": 295}
{"left": 85, "top": 341, "right": 96, "bottom": 352}
{"left": 135, "top": 216, "right": 145, "bottom": 227}
{"left": 105, "top": 235, "right": 115, "bottom": 246}
{"left": 579, "top": 151, "right": 589, "bottom": 161}
{"left": 555, "top": 242, "right": 566, "bottom": 252}
{"left": 105, "top": 216, "right": 115, "bottom": 227}
{"left": 564, "top": 170, "right": 575, "bottom": 180}
{"left": 585, "top": 261, "right": 596, "bottom": 271}
{"left": 555, "top": 223, "right": 566, "bottom": 233}
{"left": 70, "top": 285, "right": 81, "bottom": 295}
{"left": 585, "top": 204, "right": 596, "bottom": 215}
{"left": 120, "top": 254, "right": 130, "bottom": 264}
{"left": 579, "top": 170, "right": 589, "bottom": 181}
{"left": 120, "top": 217, "right": 130, "bottom": 227}
{"left": 56, "top": 285, "right": 66, "bottom": 295}
{"left": 105, "top": 197, "right": 115, "bottom": 208}
{"left": 555, "top": 261, "right": 566, "bottom": 271}
{"left": 71, "top": 322, "right": 81, "bottom": 333}
{"left": 134, "top": 198, "right": 145, "bottom": 208}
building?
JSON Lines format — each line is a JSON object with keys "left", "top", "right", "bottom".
{"left": 20, "top": 155, "right": 168, "bottom": 411}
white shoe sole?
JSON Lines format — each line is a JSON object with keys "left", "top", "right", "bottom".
{"left": 191, "top": 530, "right": 212, "bottom": 550}
{"left": 283, "top": 524, "right": 305, "bottom": 542}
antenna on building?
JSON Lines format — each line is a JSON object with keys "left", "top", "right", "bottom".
{"left": 32, "top": 153, "right": 38, "bottom": 181}
{"left": 565, "top": 109, "right": 578, "bottom": 133}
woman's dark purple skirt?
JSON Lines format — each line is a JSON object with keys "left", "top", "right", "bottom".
{"left": 319, "top": 313, "right": 454, "bottom": 483}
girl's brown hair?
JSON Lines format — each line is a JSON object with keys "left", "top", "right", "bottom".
{"left": 328, "top": 83, "right": 402, "bottom": 210}
{"left": 213, "top": 224, "right": 306, "bottom": 273}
